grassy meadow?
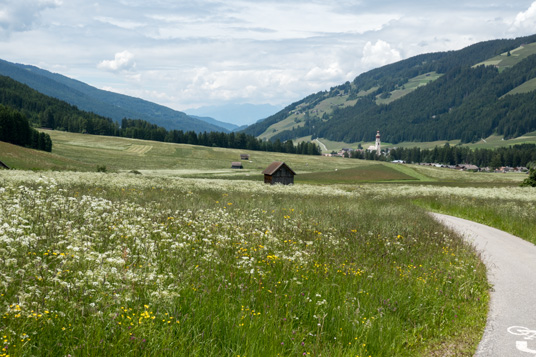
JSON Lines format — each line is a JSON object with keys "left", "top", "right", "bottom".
{"left": 476, "top": 42, "right": 536, "bottom": 71}
{"left": 376, "top": 72, "right": 442, "bottom": 105}
{"left": 1, "top": 131, "right": 535, "bottom": 356}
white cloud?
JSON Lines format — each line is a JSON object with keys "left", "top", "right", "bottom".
{"left": 305, "top": 62, "right": 345, "bottom": 82}
{"left": 361, "top": 40, "right": 402, "bottom": 68}
{"left": 98, "top": 51, "right": 136, "bottom": 72}
{"left": 511, "top": 1, "right": 536, "bottom": 32}
{"left": 94, "top": 16, "right": 145, "bottom": 30}
{"left": 0, "top": 0, "right": 61, "bottom": 37}
{"left": 2, "top": 0, "right": 536, "bottom": 111}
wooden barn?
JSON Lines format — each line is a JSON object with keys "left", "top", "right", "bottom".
{"left": 240, "top": 154, "right": 250, "bottom": 160}
{"left": 262, "top": 161, "right": 296, "bottom": 185}
{"left": 231, "top": 162, "right": 243, "bottom": 169}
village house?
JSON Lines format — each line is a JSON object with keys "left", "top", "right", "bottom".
{"left": 262, "top": 161, "right": 296, "bottom": 185}
{"left": 337, "top": 148, "right": 354, "bottom": 157}
{"left": 457, "top": 164, "right": 479, "bottom": 171}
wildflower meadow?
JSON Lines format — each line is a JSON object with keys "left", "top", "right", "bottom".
{"left": 0, "top": 170, "right": 495, "bottom": 356}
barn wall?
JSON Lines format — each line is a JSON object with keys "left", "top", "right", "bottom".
{"left": 268, "top": 168, "right": 294, "bottom": 185}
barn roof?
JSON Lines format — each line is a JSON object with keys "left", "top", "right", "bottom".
{"left": 262, "top": 161, "right": 296, "bottom": 175}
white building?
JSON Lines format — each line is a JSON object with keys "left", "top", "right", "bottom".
{"left": 367, "top": 131, "right": 381, "bottom": 154}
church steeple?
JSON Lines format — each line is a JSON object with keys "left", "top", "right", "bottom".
{"left": 375, "top": 131, "right": 381, "bottom": 154}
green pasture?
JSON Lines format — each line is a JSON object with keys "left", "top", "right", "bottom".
{"left": 505, "top": 77, "right": 536, "bottom": 96}
{"left": 0, "top": 140, "right": 91, "bottom": 171}
{"left": 313, "top": 96, "right": 358, "bottom": 115}
{"left": 298, "top": 164, "right": 417, "bottom": 184}
{"left": 1, "top": 130, "right": 426, "bottom": 183}
{"left": 2, "top": 130, "right": 529, "bottom": 188}
{"left": 376, "top": 72, "right": 442, "bottom": 105}
{"left": 258, "top": 115, "right": 306, "bottom": 141}
{"left": 462, "top": 132, "right": 536, "bottom": 149}
{"left": 476, "top": 42, "right": 536, "bottom": 70}
{"left": 357, "top": 87, "right": 378, "bottom": 97}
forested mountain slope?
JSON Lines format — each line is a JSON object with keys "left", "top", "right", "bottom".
{"left": 0, "top": 59, "right": 227, "bottom": 133}
{"left": 243, "top": 34, "right": 536, "bottom": 144}
{"left": 0, "top": 75, "right": 120, "bottom": 135}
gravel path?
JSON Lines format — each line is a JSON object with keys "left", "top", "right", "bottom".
{"left": 431, "top": 213, "right": 536, "bottom": 356}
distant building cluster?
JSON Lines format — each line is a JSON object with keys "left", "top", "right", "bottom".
{"left": 323, "top": 130, "right": 382, "bottom": 158}
{"left": 417, "top": 162, "right": 529, "bottom": 173}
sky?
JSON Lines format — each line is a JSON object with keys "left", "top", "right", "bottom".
{"left": 1, "top": 0, "right": 536, "bottom": 113}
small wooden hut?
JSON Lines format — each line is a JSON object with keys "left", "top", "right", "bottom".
{"left": 231, "top": 162, "right": 243, "bottom": 169}
{"left": 240, "top": 154, "right": 250, "bottom": 160}
{"left": 262, "top": 161, "right": 296, "bottom": 185}
{"left": 0, "top": 160, "right": 9, "bottom": 169}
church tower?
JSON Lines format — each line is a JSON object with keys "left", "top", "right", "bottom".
{"left": 375, "top": 131, "right": 381, "bottom": 154}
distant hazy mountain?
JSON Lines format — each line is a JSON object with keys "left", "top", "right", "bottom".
{"left": 0, "top": 59, "right": 228, "bottom": 133}
{"left": 188, "top": 115, "right": 240, "bottom": 132}
{"left": 184, "top": 103, "right": 283, "bottom": 126}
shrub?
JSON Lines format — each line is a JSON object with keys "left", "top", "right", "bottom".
{"left": 521, "top": 168, "right": 536, "bottom": 187}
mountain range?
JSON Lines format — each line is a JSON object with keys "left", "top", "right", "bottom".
{"left": 185, "top": 103, "right": 282, "bottom": 127}
{"left": 0, "top": 59, "right": 233, "bottom": 133}
{"left": 2, "top": 34, "right": 536, "bottom": 145}
{"left": 243, "top": 34, "right": 536, "bottom": 145}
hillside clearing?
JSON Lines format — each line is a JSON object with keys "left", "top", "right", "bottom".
{"left": 476, "top": 42, "right": 536, "bottom": 70}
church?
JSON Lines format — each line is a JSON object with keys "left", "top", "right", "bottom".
{"left": 367, "top": 131, "right": 381, "bottom": 154}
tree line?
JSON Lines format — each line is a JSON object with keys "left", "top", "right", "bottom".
{"left": 120, "top": 118, "right": 321, "bottom": 155}
{"left": 0, "top": 75, "right": 321, "bottom": 156}
{"left": 0, "top": 105, "right": 52, "bottom": 151}
{"left": 351, "top": 143, "right": 536, "bottom": 169}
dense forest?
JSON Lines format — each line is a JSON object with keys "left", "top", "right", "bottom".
{"left": 0, "top": 105, "right": 52, "bottom": 151}
{"left": 244, "top": 34, "right": 536, "bottom": 144}
{"left": 352, "top": 143, "right": 536, "bottom": 169}
{"left": 315, "top": 56, "right": 536, "bottom": 144}
{"left": 0, "top": 75, "right": 321, "bottom": 155}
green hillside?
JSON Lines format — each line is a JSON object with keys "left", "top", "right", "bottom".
{"left": 0, "top": 59, "right": 227, "bottom": 133}
{"left": 244, "top": 34, "right": 536, "bottom": 147}
{"left": 476, "top": 42, "right": 536, "bottom": 70}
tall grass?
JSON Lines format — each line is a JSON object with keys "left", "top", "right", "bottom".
{"left": 416, "top": 196, "right": 536, "bottom": 245}
{"left": 1, "top": 172, "right": 489, "bottom": 356}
